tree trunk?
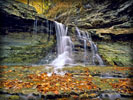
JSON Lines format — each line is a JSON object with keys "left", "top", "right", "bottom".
{"left": 42, "top": 0, "right": 44, "bottom": 13}
{"left": 27, "top": 0, "right": 30, "bottom": 5}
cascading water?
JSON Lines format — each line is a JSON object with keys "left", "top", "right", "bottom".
{"left": 33, "top": 19, "right": 37, "bottom": 34}
{"left": 51, "top": 22, "right": 73, "bottom": 68}
{"left": 89, "top": 41, "right": 104, "bottom": 65}
{"left": 76, "top": 27, "right": 104, "bottom": 66}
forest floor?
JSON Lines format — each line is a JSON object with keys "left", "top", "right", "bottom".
{"left": 0, "top": 65, "right": 133, "bottom": 100}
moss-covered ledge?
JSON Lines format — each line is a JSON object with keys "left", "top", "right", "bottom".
{"left": 0, "top": 33, "right": 55, "bottom": 65}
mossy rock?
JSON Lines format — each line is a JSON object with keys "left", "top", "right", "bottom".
{"left": 98, "top": 42, "right": 133, "bottom": 67}
{"left": 0, "top": 33, "right": 55, "bottom": 65}
{"left": 0, "top": 94, "right": 8, "bottom": 100}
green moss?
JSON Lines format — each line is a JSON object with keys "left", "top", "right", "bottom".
{"left": 0, "top": 94, "right": 20, "bottom": 100}
{"left": 93, "top": 77, "right": 113, "bottom": 91}
{"left": 3, "top": 57, "right": 23, "bottom": 63}
{"left": 0, "top": 94, "right": 8, "bottom": 100}
{"left": 8, "top": 95, "right": 20, "bottom": 100}
{"left": 10, "top": 46, "right": 22, "bottom": 50}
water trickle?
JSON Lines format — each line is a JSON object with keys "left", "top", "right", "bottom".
{"left": 33, "top": 19, "right": 38, "bottom": 34}
{"left": 83, "top": 39, "right": 87, "bottom": 64}
{"left": 49, "top": 22, "right": 51, "bottom": 35}
{"left": 76, "top": 27, "right": 104, "bottom": 66}
{"left": 51, "top": 22, "right": 73, "bottom": 68}
{"left": 76, "top": 27, "right": 81, "bottom": 38}
{"left": 46, "top": 19, "right": 49, "bottom": 33}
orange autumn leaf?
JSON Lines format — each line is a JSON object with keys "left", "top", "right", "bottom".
{"left": 54, "top": 90, "right": 59, "bottom": 94}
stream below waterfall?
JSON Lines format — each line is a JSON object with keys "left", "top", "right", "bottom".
{"left": 0, "top": 89, "right": 132, "bottom": 100}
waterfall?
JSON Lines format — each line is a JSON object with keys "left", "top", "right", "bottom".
{"left": 76, "top": 27, "right": 104, "bottom": 66}
{"left": 51, "top": 22, "right": 73, "bottom": 68}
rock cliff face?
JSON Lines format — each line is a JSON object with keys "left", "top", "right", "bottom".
{"left": 53, "top": 0, "right": 133, "bottom": 28}
{"left": 0, "top": 0, "right": 56, "bottom": 34}
{"left": 0, "top": 0, "right": 56, "bottom": 65}
{"left": 49, "top": 0, "right": 133, "bottom": 67}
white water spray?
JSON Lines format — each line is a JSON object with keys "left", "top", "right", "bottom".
{"left": 51, "top": 22, "right": 73, "bottom": 68}
{"left": 76, "top": 27, "right": 104, "bottom": 66}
